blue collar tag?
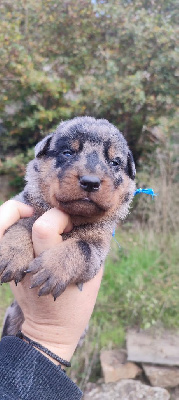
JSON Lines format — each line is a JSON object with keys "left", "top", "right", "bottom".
{"left": 112, "top": 187, "right": 157, "bottom": 240}
{"left": 134, "top": 188, "right": 157, "bottom": 199}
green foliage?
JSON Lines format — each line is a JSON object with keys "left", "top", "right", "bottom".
{"left": 92, "top": 229, "right": 179, "bottom": 348}
{"left": 0, "top": 0, "right": 178, "bottom": 165}
{"left": 132, "top": 113, "right": 179, "bottom": 234}
{"left": 0, "top": 148, "right": 34, "bottom": 192}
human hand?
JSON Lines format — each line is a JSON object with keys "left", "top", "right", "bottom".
{"left": 0, "top": 200, "right": 103, "bottom": 364}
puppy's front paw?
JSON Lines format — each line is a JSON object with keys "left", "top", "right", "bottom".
{"left": 27, "top": 249, "right": 76, "bottom": 300}
{"left": 0, "top": 230, "right": 34, "bottom": 284}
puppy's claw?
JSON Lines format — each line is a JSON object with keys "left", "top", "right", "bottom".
{"left": 25, "top": 269, "right": 32, "bottom": 273}
{"left": 0, "top": 261, "right": 8, "bottom": 274}
{"left": 29, "top": 283, "right": 37, "bottom": 289}
{"left": 52, "top": 282, "right": 67, "bottom": 299}
{"left": 37, "top": 279, "right": 52, "bottom": 297}
{"left": 1, "top": 270, "right": 13, "bottom": 283}
{"left": 28, "top": 258, "right": 43, "bottom": 275}
{"left": 30, "top": 271, "right": 49, "bottom": 289}
{"left": 53, "top": 296, "right": 57, "bottom": 302}
{"left": 15, "top": 271, "right": 26, "bottom": 283}
{"left": 77, "top": 282, "right": 83, "bottom": 292}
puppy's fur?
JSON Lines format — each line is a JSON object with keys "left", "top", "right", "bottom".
{"left": 0, "top": 117, "right": 136, "bottom": 337}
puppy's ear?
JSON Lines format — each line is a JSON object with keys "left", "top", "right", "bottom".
{"left": 35, "top": 133, "right": 54, "bottom": 158}
{"left": 126, "top": 150, "right": 136, "bottom": 180}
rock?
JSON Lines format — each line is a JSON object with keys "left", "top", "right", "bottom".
{"left": 127, "top": 329, "right": 179, "bottom": 366}
{"left": 169, "top": 386, "right": 179, "bottom": 400}
{"left": 100, "top": 349, "right": 142, "bottom": 383}
{"left": 83, "top": 379, "right": 171, "bottom": 400}
{"left": 143, "top": 364, "right": 179, "bottom": 388}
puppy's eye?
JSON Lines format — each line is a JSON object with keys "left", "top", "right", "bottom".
{"left": 110, "top": 158, "right": 121, "bottom": 167}
{"left": 62, "top": 149, "right": 73, "bottom": 157}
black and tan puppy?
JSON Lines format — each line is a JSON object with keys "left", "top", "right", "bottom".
{"left": 0, "top": 116, "right": 136, "bottom": 336}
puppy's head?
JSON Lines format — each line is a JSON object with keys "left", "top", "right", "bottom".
{"left": 26, "top": 117, "right": 136, "bottom": 223}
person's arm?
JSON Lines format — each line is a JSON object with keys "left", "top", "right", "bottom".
{"left": 0, "top": 201, "right": 103, "bottom": 399}
{"left": 0, "top": 335, "right": 83, "bottom": 400}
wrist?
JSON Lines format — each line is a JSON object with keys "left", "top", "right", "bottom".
{"left": 17, "top": 330, "right": 71, "bottom": 368}
{"left": 21, "top": 320, "right": 76, "bottom": 365}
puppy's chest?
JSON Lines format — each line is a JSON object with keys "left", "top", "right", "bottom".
{"left": 65, "top": 220, "right": 110, "bottom": 241}
{"left": 62, "top": 225, "right": 96, "bottom": 242}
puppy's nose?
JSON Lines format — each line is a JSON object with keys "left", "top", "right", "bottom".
{"left": 80, "top": 175, "right": 101, "bottom": 192}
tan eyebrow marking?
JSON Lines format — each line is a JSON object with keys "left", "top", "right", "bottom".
{"left": 71, "top": 139, "right": 80, "bottom": 151}
{"left": 108, "top": 145, "right": 116, "bottom": 159}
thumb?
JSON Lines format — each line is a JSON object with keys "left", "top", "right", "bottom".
{"left": 32, "top": 208, "right": 73, "bottom": 257}
{"left": 0, "top": 200, "right": 33, "bottom": 239}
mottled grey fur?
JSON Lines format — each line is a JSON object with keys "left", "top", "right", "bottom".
{"left": 0, "top": 117, "right": 136, "bottom": 337}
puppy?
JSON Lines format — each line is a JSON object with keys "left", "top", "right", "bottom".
{"left": 0, "top": 117, "right": 136, "bottom": 336}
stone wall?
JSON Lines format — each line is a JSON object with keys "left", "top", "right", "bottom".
{"left": 84, "top": 329, "right": 179, "bottom": 400}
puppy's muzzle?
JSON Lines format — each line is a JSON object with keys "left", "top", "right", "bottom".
{"left": 79, "top": 175, "right": 101, "bottom": 192}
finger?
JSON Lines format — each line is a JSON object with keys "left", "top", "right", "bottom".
{"left": 32, "top": 208, "right": 73, "bottom": 257}
{"left": 0, "top": 200, "right": 33, "bottom": 239}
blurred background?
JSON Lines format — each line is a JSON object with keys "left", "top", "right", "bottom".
{"left": 0, "top": 0, "right": 178, "bottom": 389}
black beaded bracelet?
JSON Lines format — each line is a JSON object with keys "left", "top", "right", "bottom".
{"left": 16, "top": 330, "right": 71, "bottom": 368}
